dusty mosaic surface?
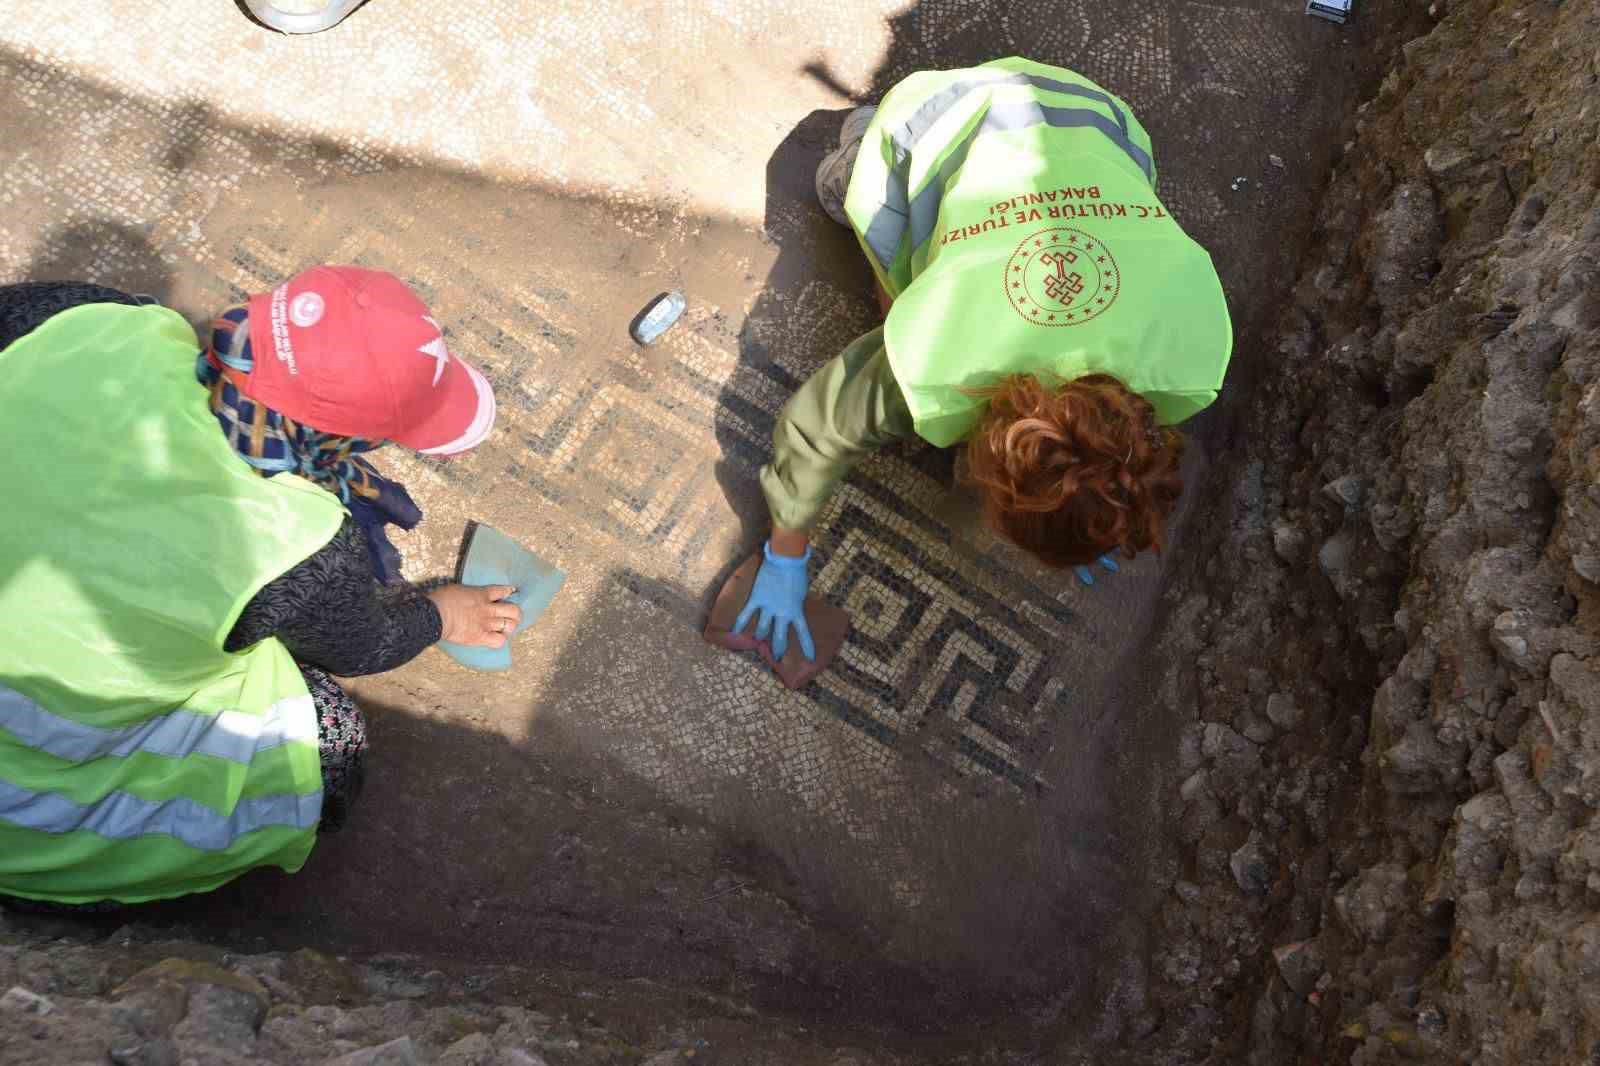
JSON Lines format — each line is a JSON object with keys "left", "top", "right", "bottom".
{"left": 0, "top": 0, "right": 1379, "bottom": 1020}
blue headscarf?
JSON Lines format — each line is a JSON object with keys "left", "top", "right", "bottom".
{"left": 197, "top": 307, "right": 422, "bottom": 584}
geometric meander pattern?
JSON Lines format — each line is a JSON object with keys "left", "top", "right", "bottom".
{"left": 7, "top": 0, "right": 1319, "bottom": 800}
{"left": 2, "top": 0, "right": 1315, "bottom": 800}
{"left": 6, "top": 0, "right": 1318, "bottom": 797}
{"left": 223, "top": 211, "right": 1076, "bottom": 796}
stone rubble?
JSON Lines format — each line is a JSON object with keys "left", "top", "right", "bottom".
{"left": 1124, "top": 0, "right": 1600, "bottom": 1061}
{"left": 0, "top": 923, "right": 902, "bottom": 1065}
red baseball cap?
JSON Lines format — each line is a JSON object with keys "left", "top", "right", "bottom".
{"left": 241, "top": 266, "right": 496, "bottom": 455}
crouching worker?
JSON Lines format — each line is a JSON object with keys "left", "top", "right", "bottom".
{"left": 0, "top": 268, "right": 515, "bottom": 909}
{"left": 736, "top": 57, "right": 1234, "bottom": 661}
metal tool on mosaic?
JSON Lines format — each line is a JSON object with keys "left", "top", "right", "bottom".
{"left": 630, "top": 291, "right": 687, "bottom": 347}
{"left": 1305, "top": 0, "right": 1353, "bottom": 24}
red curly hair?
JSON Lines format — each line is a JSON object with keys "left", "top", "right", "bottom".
{"left": 965, "top": 373, "right": 1185, "bottom": 568}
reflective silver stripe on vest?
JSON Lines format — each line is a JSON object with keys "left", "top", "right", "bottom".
{"left": 889, "top": 72, "right": 1131, "bottom": 154}
{"left": 0, "top": 687, "right": 316, "bottom": 766}
{"left": 1024, "top": 74, "right": 1132, "bottom": 136}
{"left": 904, "top": 100, "right": 1156, "bottom": 254}
{"left": 0, "top": 779, "right": 321, "bottom": 851}
{"left": 862, "top": 167, "right": 911, "bottom": 268}
{"left": 861, "top": 79, "right": 1148, "bottom": 268}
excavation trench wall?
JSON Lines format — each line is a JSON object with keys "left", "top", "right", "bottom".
{"left": 1130, "top": 1, "right": 1600, "bottom": 1062}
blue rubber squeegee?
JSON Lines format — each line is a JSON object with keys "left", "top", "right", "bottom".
{"left": 438, "top": 524, "right": 565, "bottom": 672}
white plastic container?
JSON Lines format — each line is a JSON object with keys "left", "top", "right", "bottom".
{"left": 242, "top": 0, "right": 367, "bottom": 34}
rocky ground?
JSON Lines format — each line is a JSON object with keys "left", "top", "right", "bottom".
{"left": 1128, "top": 0, "right": 1600, "bottom": 1062}
{"left": 7, "top": 0, "right": 1600, "bottom": 1063}
{"left": 0, "top": 909, "right": 911, "bottom": 1066}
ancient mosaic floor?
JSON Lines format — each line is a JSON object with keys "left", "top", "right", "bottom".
{"left": 0, "top": 0, "right": 1359, "bottom": 988}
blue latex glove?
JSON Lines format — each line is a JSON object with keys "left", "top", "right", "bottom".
{"left": 734, "top": 542, "right": 817, "bottom": 662}
{"left": 1074, "top": 553, "right": 1121, "bottom": 587}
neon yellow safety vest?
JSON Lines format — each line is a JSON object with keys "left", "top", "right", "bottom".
{"left": 0, "top": 303, "right": 345, "bottom": 904}
{"left": 844, "top": 57, "right": 1234, "bottom": 447}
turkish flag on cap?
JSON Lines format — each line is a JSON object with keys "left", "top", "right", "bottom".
{"left": 243, "top": 265, "right": 496, "bottom": 455}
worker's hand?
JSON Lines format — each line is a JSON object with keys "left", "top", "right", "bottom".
{"left": 427, "top": 584, "right": 521, "bottom": 648}
{"left": 735, "top": 542, "right": 816, "bottom": 662}
{"left": 1073, "top": 553, "right": 1121, "bottom": 587}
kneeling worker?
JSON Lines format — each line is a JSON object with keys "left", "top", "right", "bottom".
{"left": 0, "top": 271, "right": 515, "bottom": 909}
{"left": 735, "top": 57, "right": 1233, "bottom": 661}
